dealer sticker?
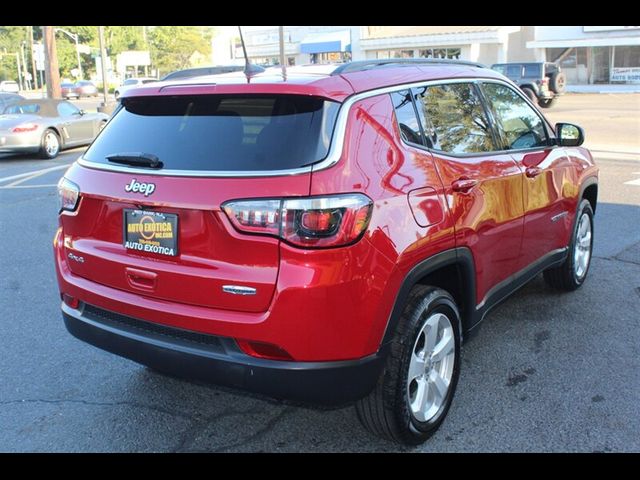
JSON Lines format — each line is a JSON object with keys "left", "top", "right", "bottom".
{"left": 123, "top": 209, "right": 178, "bottom": 256}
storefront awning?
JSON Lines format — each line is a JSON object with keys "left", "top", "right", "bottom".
{"left": 301, "top": 30, "right": 351, "bottom": 54}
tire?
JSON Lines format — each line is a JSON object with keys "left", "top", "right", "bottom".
{"left": 538, "top": 97, "right": 557, "bottom": 109}
{"left": 521, "top": 87, "right": 537, "bottom": 103}
{"left": 549, "top": 71, "right": 567, "bottom": 94}
{"left": 356, "top": 285, "right": 461, "bottom": 445}
{"left": 39, "top": 129, "right": 61, "bottom": 159}
{"left": 543, "top": 199, "right": 594, "bottom": 291}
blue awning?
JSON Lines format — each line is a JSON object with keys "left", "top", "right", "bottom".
{"left": 301, "top": 30, "right": 351, "bottom": 54}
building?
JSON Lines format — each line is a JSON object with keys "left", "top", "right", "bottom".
{"left": 212, "top": 26, "right": 361, "bottom": 67}
{"left": 211, "top": 26, "right": 640, "bottom": 86}
{"left": 358, "top": 26, "right": 534, "bottom": 65}
{"left": 527, "top": 26, "right": 640, "bottom": 84}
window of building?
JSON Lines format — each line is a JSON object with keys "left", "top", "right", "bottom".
{"left": 419, "top": 48, "right": 461, "bottom": 59}
{"left": 481, "top": 83, "right": 548, "bottom": 150}
{"left": 310, "top": 52, "right": 351, "bottom": 64}
{"left": 376, "top": 47, "right": 461, "bottom": 60}
{"left": 390, "top": 90, "right": 424, "bottom": 146}
{"left": 613, "top": 46, "right": 640, "bottom": 67}
{"left": 413, "top": 83, "right": 496, "bottom": 154}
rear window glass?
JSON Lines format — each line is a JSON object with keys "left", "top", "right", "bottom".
{"left": 84, "top": 94, "right": 341, "bottom": 171}
{"left": 4, "top": 103, "right": 40, "bottom": 114}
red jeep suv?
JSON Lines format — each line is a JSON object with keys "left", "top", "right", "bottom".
{"left": 54, "top": 59, "right": 598, "bottom": 444}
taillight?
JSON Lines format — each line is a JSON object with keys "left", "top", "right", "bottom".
{"left": 57, "top": 177, "right": 80, "bottom": 212}
{"left": 11, "top": 123, "right": 38, "bottom": 133}
{"left": 222, "top": 194, "right": 373, "bottom": 248}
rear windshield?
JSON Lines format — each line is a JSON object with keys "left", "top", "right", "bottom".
{"left": 84, "top": 94, "right": 340, "bottom": 171}
{"left": 4, "top": 104, "right": 40, "bottom": 114}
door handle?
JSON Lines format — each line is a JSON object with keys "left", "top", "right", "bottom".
{"left": 125, "top": 267, "right": 157, "bottom": 290}
{"left": 451, "top": 178, "right": 478, "bottom": 193}
{"left": 525, "top": 166, "right": 543, "bottom": 178}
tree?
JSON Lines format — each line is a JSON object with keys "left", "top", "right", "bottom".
{"left": 0, "top": 26, "right": 28, "bottom": 82}
{"left": 148, "top": 26, "right": 213, "bottom": 76}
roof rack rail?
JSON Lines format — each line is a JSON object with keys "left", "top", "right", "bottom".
{"left": 331, "top": 58, "right": 486, "bottom": 75}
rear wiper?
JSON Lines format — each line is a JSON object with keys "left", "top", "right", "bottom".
{"left": 106, "top": 152, "right": 163, "bottom": 169}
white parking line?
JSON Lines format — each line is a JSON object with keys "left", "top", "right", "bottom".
{"left": 0, "top": 164, "right": 71, "bottom": 185}
{"left": 624, "top": 172, "right": 640, "bottom": 186}
{"left": 0, "top": 184, "right": 58, "bottom": 189}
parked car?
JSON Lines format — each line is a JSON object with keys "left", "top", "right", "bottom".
{"left": 54, "top": 59, "right": 598, "bottom": 445}
{"left": 0, "top": 99, "right": 108, "bottom": 158}
{"left": 75, "top": 80, "right": 98, "bottom": 98}
{"left": 61, "top": 82, "right": 80, "bottom": 100}
{"left": 491, "top": 61, "right": 566, "bottom": 108}
{"left": 114, "top": 77, "right": 157, "bottom": 100}
{"left": 0, "top": 80, "right": 20, "bottom": 93}
{"left": 0, "top": 92, "right": 25, "bottom": 111}
{"left": 160, "top": 65, "right": 244, "bottom": 81}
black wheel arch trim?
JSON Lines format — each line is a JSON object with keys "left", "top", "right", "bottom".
{"left": 579, "top": 176, "right": 598, "bottom": 213}
{"left": 379, "top": 247, "right": 476, "bottom": 349}
{"left": 379, "top": 244, "right": 574, "bottom": 351}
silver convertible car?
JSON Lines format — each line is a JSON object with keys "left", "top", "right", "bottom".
{"left": 0, "top": 99, "right": 109, "bottom": 159}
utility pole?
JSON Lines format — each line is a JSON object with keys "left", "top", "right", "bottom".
{"left": 21, "top": 42, "right": 30, "bottom": 90}
{"left": 97, "top": 25, "right": 114, "bottom": 113}
{"left": 279, "top": 26, "right": 286, "bottom": 77}
{"left": 29, "top": 26, "right": 38, "bottom": 90}
{"left": 142, "top": 26, "right": 148, "bottom": 76}
{"left": 42, "top": 26, "right": 61, "bottom": 99}
{"left": 15, "top": 53, "right": 23, "bottom": 91}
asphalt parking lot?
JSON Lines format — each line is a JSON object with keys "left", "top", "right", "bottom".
{"left": 0, "top": 93, "right": 638, "bottom": 452}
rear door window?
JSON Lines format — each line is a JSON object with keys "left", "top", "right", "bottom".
{"left": 390, "top": 90, "right": 424, "bottom": 146}
{"left": 413, "top": 83, "right": 497, "bottom": 154}
{"left": 83, "top": 94, "right": 340, "bottom": 171}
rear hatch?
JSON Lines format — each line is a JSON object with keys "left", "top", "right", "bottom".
{"left": 60, "top": 93, "right": 340, "bottom": 313}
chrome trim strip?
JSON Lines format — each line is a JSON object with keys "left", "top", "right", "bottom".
{"left": 222, "top": 285, "right": 257, "bottom": 296}
{"left": 77, "top": 157, "right": 313, "bottom": 177}
{"left": 77, "top": 76, "right": 522, "bottom": 178}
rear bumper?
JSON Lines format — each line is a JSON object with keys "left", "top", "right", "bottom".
{"left": 62, "top": 301, "right": 384, "bottom": 405}
{"left": 0, "top": 131, "right": 40, "bottom": 152}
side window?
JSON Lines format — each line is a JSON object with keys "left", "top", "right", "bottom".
{"left": 57, "top": 101, "right": 80, "bottom": 117}
{"left": 506, "top": 65, "right": 522, "bottom": 77}
{"left": 492, "top": 65, "right": 506, "bottom": 75}
{"left": 482, "top": 83, "right": 548, "bottom": 150}
{"left": 414, "top": 83, "right": 496, "bottom": 154}
{"left": 522, "top": 63, "right": 541, "bottom": 78}
{"left": 390, "top": 90, "right": 424, "bottom": 146}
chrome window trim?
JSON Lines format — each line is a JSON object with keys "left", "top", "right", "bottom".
{"left": 76, "top": 76, "right": 537, "bottom": 178}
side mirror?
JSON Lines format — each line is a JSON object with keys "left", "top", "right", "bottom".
{"left": 556, "top": 122, "right": 584, "bottom": 147}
